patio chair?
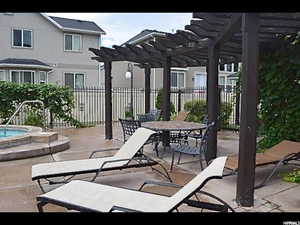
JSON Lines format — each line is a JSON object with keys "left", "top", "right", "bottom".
{"left": 224, "top": 140, "right": 300, "bottom": 188}
{"left": 119, "top": 118, "right": 161, "bottom": 157}
{"left": 149, "top": 109, "right": 161, "bottom": 121}
{"left": 168, "top": 111, "right": 190, "bottom": 145}
{"left": 36, "top": 156, "right": 235, "bottom": 212}
{"left": 136, "top": 113, "right": 155, "bottom": 123}
{"left": 32, "top": 128, "right": 172, "bottom": 193}
{"left": 170, "top": 122, "right": 216, "bottom": 171}
{"left": 187, "top": 114, "right": 209, "bottom": 147}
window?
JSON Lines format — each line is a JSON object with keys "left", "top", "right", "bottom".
{"left": 64, "top": 34, "right": 82, "bottom": 51}
{"left": 219, "top": 64, "right": 225, "bottom": 71}
{"left": 219, "top": 76, "right": 225, "bottom": 85}
{"left": 0, "top": 71, "right": 6, "bottom": 81}
{"left": 234, "top": 63, "right": 239, "bottom": 72}
{"left": 194, "top": 73, "right": 206, "bottom": 88}
{"left": 39, "top": 71, "right": 47, "bottom": 84}
{"left": 65, "top": 73, "right": 84, "bottom": 89}
{"left": 11, "top": 71, "right": 34, "bottom": 83}
{"left": 171, "top": 71, "right": 185, "bottom": 88}
{"left": 12, "top": 29, "right": 32, "bottom": 48}
{"left": 226, "top": 63, "right": 232, "bottom": 72}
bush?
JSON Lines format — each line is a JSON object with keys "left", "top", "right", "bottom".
{"left": 24, "top": 110, "right": 44, "bottom": 127}
{"left": 0, "top": 82, "right": 82, "bottom": 127}
{"left": 256, "top": 43, "right": 300, "bottom": 151}
{"left": 183, "top": 100, "right": 233, "bottom": 129}
{"left": 155, "top": 89, "right": 175, "bottom": 118}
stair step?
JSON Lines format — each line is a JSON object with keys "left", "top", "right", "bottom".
{"left": 0, "top": 135, "right": 70, "bottom": 161}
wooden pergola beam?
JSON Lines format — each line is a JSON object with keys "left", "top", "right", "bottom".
{"left": 211, "top": 13, "right": 242, "bottom": 46}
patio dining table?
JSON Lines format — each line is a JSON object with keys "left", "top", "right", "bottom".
{"left": 142, "top": 121, "right": 207, "bottom": 153}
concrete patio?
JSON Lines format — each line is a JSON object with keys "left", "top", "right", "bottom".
{"left": 0, "top": 124, "right": 299, "bottom": 212}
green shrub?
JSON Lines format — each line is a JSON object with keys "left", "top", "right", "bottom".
{"left": 155, "top": 88, "right": 175, "bottom": 118}
{"left": 256, "top": 42, "right": 300, "bottom": 151}
{"left": 183, "top": 100, "right": 233, "bottom": 129}
{"left": 24, "top": 110, "right": 44, "bottom": 127}
{"left": 0, "top": 82, "right": 82, "bottom": 127}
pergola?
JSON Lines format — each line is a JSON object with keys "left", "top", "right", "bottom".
{"left": 89, "top": 13, "right": 300, "bottom": 207}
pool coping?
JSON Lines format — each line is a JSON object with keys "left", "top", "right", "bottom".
{"left": 0, "top": 125, "right": 43, "bottom": 149}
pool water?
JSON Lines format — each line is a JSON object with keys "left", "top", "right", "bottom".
{"left": 0, "top": 129, "right": 27, "bottom": 138}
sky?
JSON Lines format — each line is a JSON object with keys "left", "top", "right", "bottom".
{"left": 46, "top": 13, "right": 193, "bottom": 47}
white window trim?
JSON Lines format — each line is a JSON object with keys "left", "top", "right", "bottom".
{"left": 171, "top": 70, "right": 186, "bottom": 89}
{"left": 64, "top": 72, "right": 85, "bottom": 88}
{"left": 194, "top": 72, "right": 207, "bottom": 88}
{"left": 64, "top": 33, "right": 82, "bottom": 52}
{"left": 38, "top": 71, "right": 48, "bottom": 84}
{"left": 10, "top": 70, "right": 35, "bottom": 83}
{"left": 0, "top": 70, "right": 6, "bottom": 81}
{"left": 11, "top": 28, "right": 33, "bottom": 49}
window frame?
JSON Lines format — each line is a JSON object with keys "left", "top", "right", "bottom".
{"left": 9, "top": 70, "right": 35, "bottom": 84}
{"left": 11, "top": 28, "right": 33, "bottom": 49}
{"left": 39, "top": 71, "right": 48, "bottom": 84}
{"left": 64, "top": 33, "right": 82, "bottom": 52}
{"left": 64, "top": 72, "right": 85, "bottom": 89}
{"left": 194, "top": 72, "right": 207, "bottom": 88}
{"left": 0, "top": 70, "right": 6, "bottom": 81}
{"left": 170, "top": 70, "right": 186, "bottom": 89}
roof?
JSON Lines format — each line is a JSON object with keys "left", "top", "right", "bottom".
{"left": 40, "top": 13, "right": 106, "bottom": 35}
{"left": 0, "top": 58, "right": 52, "bottom": 70}
{"left": 122, "top": 29, "right": 167, "bottom": 46}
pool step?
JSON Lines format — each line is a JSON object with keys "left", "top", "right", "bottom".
{"left": 0, "top": 135, "right": 70, "bottom": 161}
{"left": 0, "top": 132, "right": 58, "bottom": 149}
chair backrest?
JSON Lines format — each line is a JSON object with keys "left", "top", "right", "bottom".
{"left": 202, "top": 114, "right": 209, "bottom": 124}
{"left": 114, "top": 128, "right": 156, "bottom": 159}
{"left": 149, "top": 109, "right": 161, "bottom": 121}
{"left": 137, "top": 113, "right": 155, "bottom": 123}
{"left": 164, "top": 156, "right": 227, "bottom": 211}
{"left": 119, "top": 118, "right": 141, "bottom": 142}
{"left": 175, "top": 111, "right": 189, "bottom": 121}
{"left": 199, "top": 122, "right": 216, "bottom": 162}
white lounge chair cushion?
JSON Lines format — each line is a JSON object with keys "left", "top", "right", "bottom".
{"left": 38, "top": 157, "right": 227, "bottom": 212}
{"left": 32, "top": 128, "right": 156, "bottom": 179}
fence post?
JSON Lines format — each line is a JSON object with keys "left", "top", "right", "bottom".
{"left": 217, "top": 87, "right": 222, "bottom": 130}
{"left": 177, "top": 89, "right": 182, "bottom": 112}
{"left": 49, "top": 111, "right": 53, "bottom": 129}
{"left": 235, "top": 91, "right": 240, "bottom": 126}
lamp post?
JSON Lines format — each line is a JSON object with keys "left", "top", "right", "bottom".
{"left": 125, "top": 63, "right": 134, "bottom": 119}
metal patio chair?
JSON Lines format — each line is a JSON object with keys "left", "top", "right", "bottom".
{"left": 119, "top": 118, "right": 161, "bottom": 157}
{"left": 187, "top": 114, "right": 209, "bottom": 147}
{"left": 36, "top": 157, "right": 235, "bottom": 212}
{"left": 170, "top": 122, "right": 216, "bottom": 171}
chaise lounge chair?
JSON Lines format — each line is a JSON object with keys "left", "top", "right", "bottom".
{"left": 36, "top": 156, "right": 235, "bottom": 212}
{"left": 224, "top": 140, "right": 300, "bottom": 188}
{"left": 32, "top": 128, "right": 171, "bottom": 193}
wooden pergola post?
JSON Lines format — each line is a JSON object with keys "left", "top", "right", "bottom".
{"left": 104, "top": 60, "right": 113, "bottom": 140}
{"left": 162, "top": 56, "right": 172, "bottom": 147}
{"left": 206, "top": 44, "right": 220, "bottom": 162}
{"left": 162, "top": 56, "right": 171, "bottom": 121}
{"left": 236, "top": 13, "right": 259, "bottom": 207}
{"left": 144, "top": 66, "right": 151, "bottom": 113}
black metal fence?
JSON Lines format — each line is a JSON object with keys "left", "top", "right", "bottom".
{"left": 4, "top": 87, "right": 241, "bottom": 130}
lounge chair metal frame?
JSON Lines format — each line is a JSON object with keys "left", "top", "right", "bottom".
{"left": 223, "top": 149, "right": 300, "bottom": 189}
{"left": 36, "top": 167, "right": 235, "bottom": 213}
{"left": 119, "top": 118, "right": 161, "bottom": 156}
{"left": 34, "top": 147, "right": 172, "bottom": 193}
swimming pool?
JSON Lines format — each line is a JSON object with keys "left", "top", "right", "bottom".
{"left": 0, "top": 128, "right": 28, "bottom": 138}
